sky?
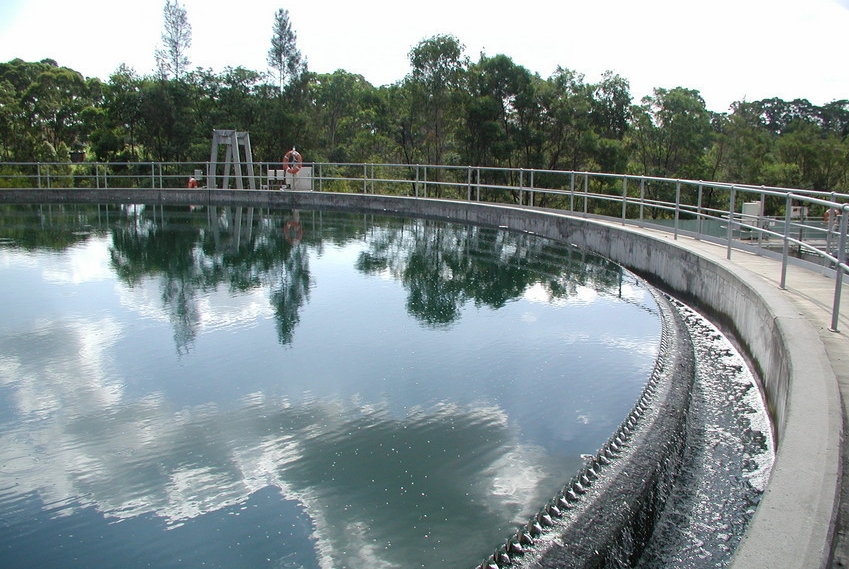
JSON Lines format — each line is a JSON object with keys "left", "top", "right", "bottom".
{"left": 0, "top": 0, "right": 847, "bottom": 112}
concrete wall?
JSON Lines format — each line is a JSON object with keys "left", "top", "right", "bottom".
{"left": 0, "top": 187, "right": 841, "bottom": 568}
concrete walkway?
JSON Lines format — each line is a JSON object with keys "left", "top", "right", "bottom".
{"left": 624, "top": 225, "right": 849, "bottom": 568}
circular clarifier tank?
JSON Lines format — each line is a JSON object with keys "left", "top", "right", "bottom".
{"left": 0, "top": 204, "right": 773, "bottom": 569}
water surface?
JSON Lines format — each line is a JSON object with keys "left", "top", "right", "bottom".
{"left": 0, "top": 204, "right": 660, "bottom": 568}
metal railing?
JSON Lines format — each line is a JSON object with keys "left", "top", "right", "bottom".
{"left": 2, "top": 160, "right": 848, "bottom": 330}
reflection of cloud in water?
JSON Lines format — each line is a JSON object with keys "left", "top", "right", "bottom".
{"left": 520, "top": 280, "right": 658, "bottom": 367}
{"left": 0, "top": 318, "right": 123, "bottom": 418}
{"left": 40, "top": 238, "right": 115, "bottom": 285}
{"left": 601, "top": 335, "right": 659, "bottom": 361}
{"left": 0, "top": 318, "right": 567, "bottom": 568}
{"left": 0, "top": 249, "right": 36, "bottom": 270}
{"left": 4, "top": 238, "right": 274, "bottom": 354}
{"left": 523, "top": 281, "right": 599, "bottom": 305}
{"left": 522, "top": 278, "right": 650, "bottom": 307}
{"left": 116, "top": 277, "right": 273, "bottom": 332}
{"left": 521, "top": 278, "right": 658, "bottom": 391}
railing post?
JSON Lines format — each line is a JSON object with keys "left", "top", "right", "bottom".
{"left": 319, "top": 163, "right": 323, "bottom": 192}
{"left": 696, "top": 184, "right": 704, "bottom": 240}
{"left": 827, "top": 193, "right": 837, "bottom": 256}
{"left": 639, "top": 178, "right": 645, "bottom": 222}
{"left": 780, "top": 193, "right": 792, "bottom": 289}
{"left": 674, "top": 180, "right": 681, "bottom": 240}
{"left": 363, "top": 163, "right": 367, "bottom": 194}
{"left": 621, "top": 176, "right": 628, "bottom": 223}
{"left": 519, "top": 168, "right": 524, "bottom": 206}
{"left": 831, "top": 206, "right": 847, "bottom": 331}
{"left": 466, "top": 166, "right": 472, "bottom": 201}
{"left": 529, "top": 169, "right": 535, "bottom": 207}
{"left": 476, "top": 167, "right": 481, "bottom": 201}
{"left": 726, "top": 185, "right": 736, "bottom": 260}
{"left": 583, "top": 174, "right": 588, "bottom": 216}
{"left": 569, "top": 172, "right": 575, "bottom": 212}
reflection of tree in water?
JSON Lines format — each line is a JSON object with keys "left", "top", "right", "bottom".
{"left": 44, "top": 205, "right": 630, "bottom": 349}
{"left": 109, "top": 205, "right": 314, "bottom": 351}
{"left": 110, "top": 205, "right": 206, "bottom": 353}
{"left": 203, "top": 207, "right": 313, "bottom": 346}
{"left": 356, "top": 217, "right": 626, "bottom": 326}
{"left": 0, "top": 203, "right": 111, "bottom": 250}
{"left": 161, "top": 276, "right": 202, "bottom": 353}
{"left": 270, "top": 244, "right": 310, "bottom": 345}
{"left": 398, "top": 223, "right": 466, "bottom": 325}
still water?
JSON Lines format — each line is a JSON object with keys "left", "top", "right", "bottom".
{"left": 0, "top": 204, "right": 660, "bottom": 569}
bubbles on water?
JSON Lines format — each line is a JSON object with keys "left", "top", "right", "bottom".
{"left": 635, "top": 299, "right": 775, "bottom": 568}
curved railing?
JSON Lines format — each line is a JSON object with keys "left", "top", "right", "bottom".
{"left": 2, "top": 160, "right": 847, "bottom": 329}
{"left": 0, "top": 160, "right": 845, "bottom": 568}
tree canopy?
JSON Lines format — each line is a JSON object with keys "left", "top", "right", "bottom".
{"left": 1, "top": 10, "right": 847, "bottom": 194}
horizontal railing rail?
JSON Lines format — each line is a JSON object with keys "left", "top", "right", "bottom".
{"left": 2, "top": 160, "right": 847, "bottom": 330}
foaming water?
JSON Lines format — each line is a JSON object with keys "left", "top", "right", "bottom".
{"left": 635, "top": 299, "right": 775, "bottom": 568}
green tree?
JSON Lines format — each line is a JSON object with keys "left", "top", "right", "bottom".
{"left": 588, "top": 71, "right": 631, "bottom": 173}
{"left": 627, "top": 87, "right": 714, "bottom": 218}
{"left": 405, "top": 34, "right": 468, "bottom": 166}
{"left": 629, "top": 87, "right": 714, "bottom": 179}
{"left": 539, "top": 67, "right": 596, "bottom": 172}
{"left": 820, "top": 100, "right": 849, "bottom": 138}
{"left": 217, "top": 66, "right": 265, "bottom": 132}
{"left": 382, "top": 81, "right": 421, "bottom": 165}
{"left": 267, "top": 8, "right": 306, "bottom": 92}
{"left": 262, "top": 9, "right": 311, "bottom": 163}
{"left": 591, "top": 71, "right": 631, "bottom": 140}
{"left": 309, "top": 70, "right": 384, "bottom": 162}
{"left": 20, "top": 63, "right": 101, "bottom": 159}
{"left": 102, "top": 64, "right": 145, "bottom": 160}
{"left": 462, "top": 53, "right": 551, "bottom": 176}
{"left": 753, "top": 97, "right": 818, "bottom": 135}
{"left": 137, "top": 79, "right": 195, "bottom": 162}
{"left": 772, "top": 121, "right": 849, "bottom": 191}
{"left": 8, "top": 39, "right": 849, "bottom": 199}
{"left": 0, "top": 79, "right": 21, "bottom": 160}
{"left": 0, "top": 59, "right": 55, "bottom": 160}
{"left": 155, "top": 0, "right": 192, "bottom": 80}
{"left": 463, "top": 54, "right": 524, "bottom": 168}
{"left": 709, "top": 101, "right": 772, "bottom": 185}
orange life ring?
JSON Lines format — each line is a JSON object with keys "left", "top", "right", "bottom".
{"left": 283, "top": 149, "right": 302, "bottom": 174}
{"left": 188, "top": 177, "right": 198, "bottom": 188}
{"left": 283, "top": 220, "right": 303, "bottom": 243}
